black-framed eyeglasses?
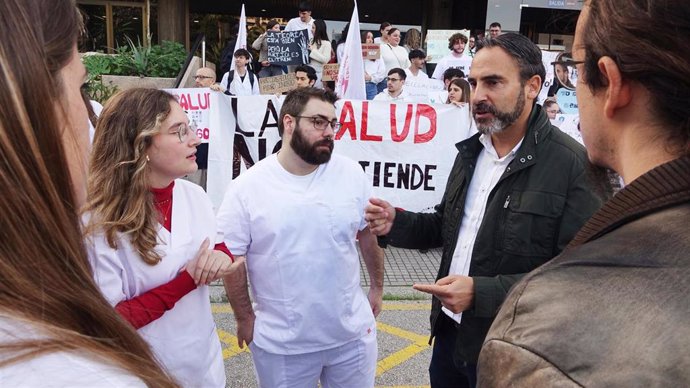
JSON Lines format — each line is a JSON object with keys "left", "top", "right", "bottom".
{"left": 385, "top": 77, "right": 402, "bottom": 82}
{"left": 173, "top": 121, "right": 198, "bottom": 143}
{"left": 294, "top": 115, "right": 342, "bottom": 131}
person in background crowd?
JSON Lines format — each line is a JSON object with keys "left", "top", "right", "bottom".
{"left": 0, "top": 0, "right": 179, "bottom": 386}
{"left": 446, "top": 78, "right": 471, "bottom": 106}
{"left": 365, "top": 33, "right": 605, "bottom": 388}
{"left": 336, "top": 23, "right": 350, "bottom": 63}
{"left": 364, "top": 31, "right": 375, "bottom": 44}
{"left": 295, "top": 65, "right": 318, "bottom": 88}
{"left": 488, "top": 22, "right": 501, "bottom": 38}
{"left": 308, "top": 19, "right": 332, "bottom": 89}
{"left": 480, "top": 1, "right": 690, "bottom": 385}
{"left": 428, "top": 68, "right": 465, "bottom": 104}
{"left": 363, "top": 31, "right": 387, "bottom": 100}
{"left": 403, "top": 28, "right": 423, "bottom": 53}
{"left": 404, "top": 49, "right": 431, "bottom": 101}
{"left": 380, "top": 28, "right": 412, "bottom": 74}
{"left": 468, "top": 36, "right": 477, "bottom": 57}
{"left": 543, "top": 99, "right": 561, "bottom": 120}
{"left": 84, "top": 88, "right": 245, "bottom": 388}
{"left": 285, "top": 1, "right": 314, "bottom": 41}
{"left": 374, "top": 22, "right": 392, "bottom": 44}
{"left": 252, "top": 20, "right": 284, "bottom": 78}
{"left": 374, "top": 68, "right": 410, "bottom": 102}
{"left": 220, "top": 49, "right": 260, "bottom": 96}
{"left": 186, "top": 66, "right": 222, "bottom": 190}
{"left": 432, "top": 33, "right": 472, "bottom": 80}
{"left": 218, "top": 88, "right": 384, "bottom": 388}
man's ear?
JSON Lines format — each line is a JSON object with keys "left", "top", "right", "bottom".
{"left": 525, "top": 75, "right": 542, "bottom": 100}
{"left": 282, "top": 115, "right": 295, "bottom": 136}
{"left": 598, "top": 56, "right": 631, "bottom": 118}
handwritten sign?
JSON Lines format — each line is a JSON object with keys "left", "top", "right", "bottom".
{"left": 321, "top": 64, "right": 339, "bottom": 82}
{"left": 258, "top": 73, "right": 298, "bottom": 95}
{"left": 361, "top": 44, "right": 380, "bottom": 60}
{"left": 266, "top": 30, "right": 310, "bottom": 66}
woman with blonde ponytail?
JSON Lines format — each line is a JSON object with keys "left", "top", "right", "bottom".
{"left": 0, "top": 0, "right": 179, "bottom": 386}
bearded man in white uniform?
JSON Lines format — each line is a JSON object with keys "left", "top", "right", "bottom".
{"left": 218, "top": 88, "right": 385, "bottom": 388}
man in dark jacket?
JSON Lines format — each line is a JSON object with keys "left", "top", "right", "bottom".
{"left": 365, "top": 33, "right": 605, "bottom": 388}
{"left": 478, "top": 1, "right": 690, "bottom": 386}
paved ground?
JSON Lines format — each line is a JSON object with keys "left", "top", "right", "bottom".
{"left": 211, "top": 247, "right": 443, "bottom": 388}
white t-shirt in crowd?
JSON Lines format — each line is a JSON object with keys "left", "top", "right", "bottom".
{"left": 373, "top": 88, "right": 411, "bottom": 102}
{"left": 431, "top": 53, "right": 473, "bottom": 80}
{"left": 284, "top": 17, "right": 314, "bottom": 41}
{"left": 217, "top": 153, "right": 375, "bottom": 355}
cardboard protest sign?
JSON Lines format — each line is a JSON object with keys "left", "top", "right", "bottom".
{"left": 321, "top": 64, "right": 339, "bottom": 82}
{"left": 361, "top": 44, "right": 380, "bottom": 59}
{"left": 266, "top": 30, "right": 310, "bottom": 66}
{"left": 258, "top": 73, "right": 297, "bottom": 95}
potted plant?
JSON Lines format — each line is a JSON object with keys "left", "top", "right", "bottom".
{"left": 83, "top": 36, "right": 187, "bottom": 103}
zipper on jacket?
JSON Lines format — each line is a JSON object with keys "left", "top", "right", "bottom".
{"left": 503, "top": 195, "right": 511, "bottom": 209}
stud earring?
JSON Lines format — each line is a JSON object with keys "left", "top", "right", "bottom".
{"left": 146, "top": 155, "right": 150, "bottom": 162}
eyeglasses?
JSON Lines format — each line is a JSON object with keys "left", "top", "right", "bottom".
{"left": 294, "top": 116, "right": 342, "bottom": 131}
{"left": 385, "top": 77, "right": 402, "bottom": 82}
{"left": 194, "top": 75, "right": 214, "bottom": 80}
{"left": 172, "top": 121, "right": 198, "bottom": 143}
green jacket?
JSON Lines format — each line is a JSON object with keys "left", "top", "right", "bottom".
{"left": 385, "top": 105, "right": 605, "bottom": 363}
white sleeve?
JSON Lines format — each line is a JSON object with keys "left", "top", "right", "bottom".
{"left": 216, "top": 181, "right": 252, "bottom": 255}
{"left": 284, "top": 18, "right": 296, "bottom": 32}
{"left": 86, "top": 237, "right": 128, "bottom": 307}
{"left": 252, "top": 75, "right": 261, "bottom": 95}
{"left": 220, "top": 72, "right": 230, "bottom": 90}
{"left": 371, "top": 59, "right": 387, "bottom": 84}
{"left": 309, "top": 41, "right": 332, "bottom": 64}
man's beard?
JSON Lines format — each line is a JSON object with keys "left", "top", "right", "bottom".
{"left": 472, "top": 88, "right": 526, "bottom": 135}
{"left": 290, "top": 124, "right": 334, "bottom": 165}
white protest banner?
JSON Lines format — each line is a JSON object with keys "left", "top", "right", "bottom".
{"left": 333, "top": 100, "right": 473, "bottom": 212}
{"left": 538, "top": 50, "right": 561, "bottom": 104}
{"left": 166, "top": 88, "right": 213, "bottom": 144}
{"left": 207, "top": 95, "right": 282, "bottom": 207}
{"left": 207, "top": 95, "right": 473, "bottom": 212}
{"left": 554, "top": 114, "right": 583, "bottom": 145}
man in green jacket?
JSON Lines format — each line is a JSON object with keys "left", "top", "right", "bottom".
{"left": 365, "top": 33, "right": 606, "bottom": 388}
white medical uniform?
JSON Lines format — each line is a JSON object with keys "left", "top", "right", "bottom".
{"left": 87, "top": 179, "right": 225, "bottom": 388}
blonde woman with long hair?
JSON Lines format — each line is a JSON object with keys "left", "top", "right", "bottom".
{"left": 84, "top": 88, "right": 244, "bottom": 387}
{"left": 0, "top": 0, "right": 179, "bottom": 386}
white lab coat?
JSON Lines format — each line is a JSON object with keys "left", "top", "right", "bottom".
{"left": 220, "top": 68, "right": 260, "bottom": 96}
{"left": 87, "top": 179, "right": 225, "bottom": 388}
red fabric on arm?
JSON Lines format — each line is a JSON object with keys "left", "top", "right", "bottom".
{"left": 115, "top": 270, "right": 196, "bottom": 329}
{"left": 214, "top": 242, "right": 235, "bottom": 263}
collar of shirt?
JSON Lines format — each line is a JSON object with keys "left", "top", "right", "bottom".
{"left": 478, "top": 132, "right": 524, "bottom": 162}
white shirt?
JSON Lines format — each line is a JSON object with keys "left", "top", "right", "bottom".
{"left": 284, "top": 17, "right": 314, "bottom": 41}
{"left": 0, "top": 316, "right": 145, "bottom": 387}
{"left": 217, "top": 154, "right": 375, "bottom": 355}
{"left": 404, "top": 68, "right": 431, "bottom": 102}
{"left": 364, "top": 58, "right": 386, "bottom": 84}
{"left": 88, "top": 100, "right": 103, "bottom": 144}
{"left": 220, "top": 68, "right": 260, "bottom": 96}
{"left": 87, "top": 180, "right": 226, "bottom": 387}
{"left": 379, "top": 43, "right": 411, "bottom": 72}
{"left": 444, "top": 134, "right": 524, "bottom": 324}
{"left": 373, "top": 88, "right": 411, "bottom": 102}
{"left": 432, "top": 53, "right": 473, "bottom": 80}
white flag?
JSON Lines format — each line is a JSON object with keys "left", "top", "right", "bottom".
{"left": 335, "top": 1, "right": 366, "bottom": 100}
{"left": 233, "top": 4, "right": 247, "bottom": 53}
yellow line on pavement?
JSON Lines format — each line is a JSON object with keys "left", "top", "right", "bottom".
{"left": 382, "top": 303, "right": 431, "bottom": 311}
{"left": 375, "top": 322, "right": 429, "bottom": 377}
{"left": 216, "top": 329, "right": 250, "bottom": 359}
{"left": 212, "top": 302, "right": 430, "bottom": 314}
